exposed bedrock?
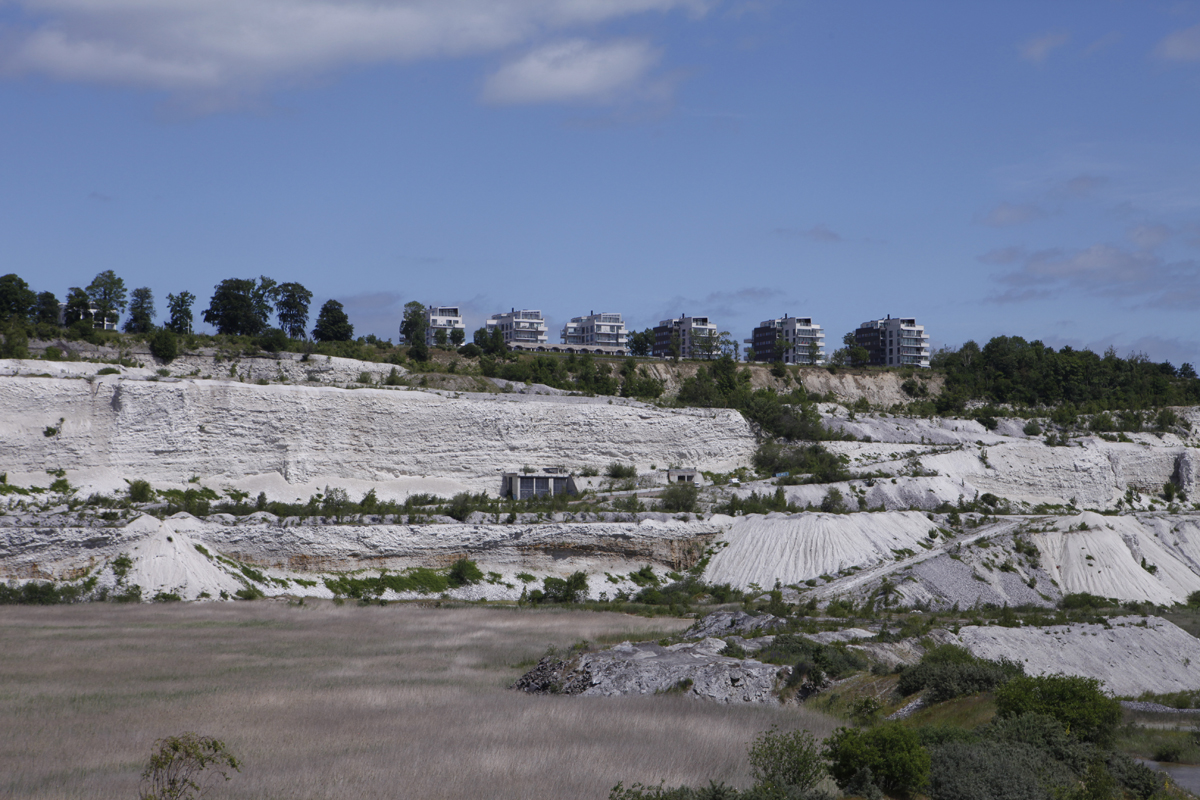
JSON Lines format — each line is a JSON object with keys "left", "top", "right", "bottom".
{"left": 512, "top": 638, "right": 783, "bottom": 704}
{"left": 0, "top": 513, "right": 723, "bottom": 580}
{"left": 0, "top": 376, "right": 755, "bottom": 485}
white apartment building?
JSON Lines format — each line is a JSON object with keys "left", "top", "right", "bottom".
{"left": 854, "top": 316, "right": 931, "bottom": 368}
{"left": 486, "top": 309, "right": 549, "bottom": 349}
{"left": 423, "top": 305, "right": 465, "bottom": 346}
{"left": 747, "top": 315, "right": 826, "bottom": 364}
{"left": 561, "top": 311, "right": 628, "bottom": 355}
{"left": 652, "top": 314, "right": 720, "bottom": 359}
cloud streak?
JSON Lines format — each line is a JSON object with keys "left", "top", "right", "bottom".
{"left": 1157, "top": 23, "right": 1200, "bottom": 62}
{"left": 482, "top": 39, "right": 660, "bottom": 104}
{"left": 984, "top": 242, "right": 1200, "bottom": 309}
{"left": 0, "top": 0, "right": 710, "bottom": 105}
{"left": 1019, "top": 31, "right": 1070, "bottom": 64}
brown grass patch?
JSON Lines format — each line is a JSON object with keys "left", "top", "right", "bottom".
{"left": 0, "top": 601, "right": 837, "bottom": 799}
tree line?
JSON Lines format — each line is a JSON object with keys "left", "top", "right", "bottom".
{"left": 0, "top": 271, "right": 356, "bottom": 345}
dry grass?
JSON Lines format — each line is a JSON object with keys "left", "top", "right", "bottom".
{"left": 0, "top": 602, "right": 838, "bottom": 799}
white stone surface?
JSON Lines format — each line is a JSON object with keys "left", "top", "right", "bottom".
{"left": 956, "top": 616, "right": 1200, "bottom": 696}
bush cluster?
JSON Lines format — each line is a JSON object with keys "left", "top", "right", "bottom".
{"left": 896, "top": 644, "right": 1024, "bottom": 702}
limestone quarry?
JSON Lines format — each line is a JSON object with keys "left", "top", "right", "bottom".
{"left": 4, "top": 351, "right": 1200, "bottom": 705}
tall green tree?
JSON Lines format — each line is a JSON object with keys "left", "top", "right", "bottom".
{"left": 628, "top": 328, "right": 654, "bottom": 357}
{"left": 449, "top": 327, "right": 465, "bottom": 346}
{"left": 166, "top": 291, "right": 195, "bottom": 334}
{"left": 62, "top": 287, "right": 92, "bottom": 326}
{"left": 251, "top": 276, "right": 279, "bottom": 330}
{"left": 124, "top": 287, "right": 155, "bottom": 333}
{"left": 203, "top": 278, "right": 266, "bottom": 336}
{"left": 400, "top": 301, "right": 427, "bottom": 345}
{"left": 274, "top": 282, "right": 313, "bottom": 339}
{"left": 34, "top": 292, "right": 61, "bottom": 326}
{"left": 312, "top": 299, "right": 353, "bottom": 342}
{"left": 86, "top": 270, "right": 127, "bottom": 328}
{"left": 0, "top": 274, "right": 35, "bottom": 321}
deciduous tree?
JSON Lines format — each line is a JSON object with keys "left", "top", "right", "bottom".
{"left": 124, "top": 287, "right": 155, "bottom": 333}
{"left": 274, "top": 282, "right": 312, "bottom": 339}
{"left": 166, "top": 292, "right": 195, "bottom": 334}
{"left": 311, "top": 299, "right": 353, "bottom": 342}
{"left": 86, "top": 270, "right": 126, "bottom": 327}
{"left": 0, "top": 273, "right": 35, "bottom": 321}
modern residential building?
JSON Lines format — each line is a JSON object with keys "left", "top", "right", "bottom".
{"left": 745, "top": 315, "right": 826, "bottom": 364}
{"left": 652, "top": 315, "right": 719, "bottom": 359}
{"left": 486, "top": 309, "right": 549, "bottom": 350}
{"left": 560, "top": 311, "right": 628, "bottom": 356}
{"left": 423, "top": 305, "right": 465, "bottom": 346}
{"left": 854, "top": 316, "right": 931, "bottom": 368}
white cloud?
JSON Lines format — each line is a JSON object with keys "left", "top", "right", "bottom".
{"left": 1157, "top": 23, "right": 1200, "bottom": 62}
{"left": 1019, "top": 31, "right": 1070, "bottom": 64}
{"left": 482, "top": 38, "right": 660, "bottom": 104}
{"left": 0, "top": 0, "right": 709, "bottom": 101}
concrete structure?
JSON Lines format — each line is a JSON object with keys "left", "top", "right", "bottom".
{"left": 486, "top": 309, "right": 549, "bottom": 350}
{"left": 667, "top": 468, "right": 699, "bottom": 484}
{"left": 854, "top": 316, "right": 930, "bottom": 368}
{"left": 423, "top": 305, "right": 465, "bottom": 346}
{"left": 746, "top": 315, "right": 825, "bottom": 364}
{"left": 500, "top": 468, "right": 578, "bottom": 500}
{"left": 561, "top": 312, "right": 628, "bottom": 356}
{"left": 652, "top": 315, "right": 720, "bottom": 359}
{"left": 57, "top": 303, "right": 117, "bottom": 330}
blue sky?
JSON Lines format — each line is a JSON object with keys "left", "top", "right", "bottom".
{"left": 2, "top": 1, "right": 1199, "bottom": 364}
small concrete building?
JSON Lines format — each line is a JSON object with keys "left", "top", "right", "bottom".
{"left": 667, "top": 468, "right": 699, "bottom": 484}
{"left": 500, "top": 468, "right": 579, "bottom": 500}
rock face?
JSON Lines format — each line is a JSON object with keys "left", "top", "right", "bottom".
{"left": 0, "top": 512, "right": 723, "bottom": 593}
{"left": 955, "top": 616, "right": 1200, "bottom": 696}
{"left": 512, "top": 638, "right": 784, "bottom": 704}
{"left": 683, "top": 610, "right": 788, "bottom": 640}
{"left": 0, "top": 375, "right": 755, "bottom": 486}
{"left": 702, "top": 511, "right": 942, "bottom": 589}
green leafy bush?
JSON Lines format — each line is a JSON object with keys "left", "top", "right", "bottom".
{"left": 897, "top": 644, "right": 1024, "bottom": 702}
{"left": 659, "top": 482, "right": 699, "bottom": 513}
{"left": 127, "top": 479, "right": 153, "bottom": 503}
{"left": 149, "top": 328, "right": 178, "bottom": 363}
{"left": 824, "top": 723, "right": 930, "bottom": 798}
{"left": 606, "top": 462, "right": 638, "bottom": 479}
{"left": 529, "top": 571, "right": 588, "bottom": 603}
{"left": 447, "top": 557, "right": 483, "bottom": 587}
{"left": 995, "top": 674, "right": 1122, "bottom": 746}
{"left": 747, "top": 726, "right": 824, "bottom": 793}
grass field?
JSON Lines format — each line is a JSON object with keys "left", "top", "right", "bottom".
{"left": 0, "top": 601, "right": 837, "bottom": 799}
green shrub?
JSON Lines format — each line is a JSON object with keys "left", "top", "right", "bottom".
{"left": 149, "top": 328, "right": 178, "bottom": 363}
{"left": 824, "top": 723, "right": 930, "bottom": 798}
{"left": 447, "top": 558, "right": 483, "bottom": 587}
{"left": 926, "top": 740, "right": 1066, "bottom": 800}
{"left": 995, "top": 674, "right": 1122, "bottom": 746}
{"left": 234, "top": 585, "right": 264, "bottom": 601}
{"left": 747, "top": 726, "right": 824, "bottom": 793}
{"left": 127, "top": 479, "right": 153, "bottom": 503}
{"left": 897, "top": 644, "right": 1024, "bottom": 701}
{"left": 139, "top": 732, "right": 240, "bottom": 800}
{"left": 530, "top": 571, "right": 588, "bottom": 603}
{"left": 820, "top": 487, "right": 846, "bottom": 513}
{"left": 606, "top": 462, "right": 638, "bottom": 479}
{"left": 1023, "top": 420, "right": 1042, "bottom": 436}
{"left": 659, "top": 482, "right": 699, "bottom": 513}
